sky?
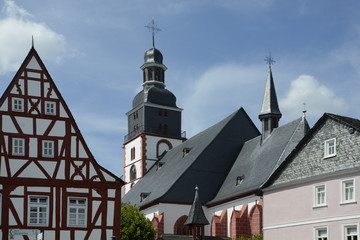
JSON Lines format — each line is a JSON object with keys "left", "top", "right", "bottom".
{"left": 0, "top": 0, "right": 360, "bottom": 178}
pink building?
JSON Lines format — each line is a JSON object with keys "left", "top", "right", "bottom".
{"left": 263, "top": 113, "right": 360, "bottom": 240}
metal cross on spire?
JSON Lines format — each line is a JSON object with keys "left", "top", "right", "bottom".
{"left": 145, "top": 17, "right": 161, "bottom": 48}
{"left": 264, "top": 52, "right": 276, "bottom": 68}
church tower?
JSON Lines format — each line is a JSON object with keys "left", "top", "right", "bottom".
{"left": 123, "top": 19, "right": 186, "bottom": 194}
{"left": 259, "top": 55, "right": 282, "bottom": 139}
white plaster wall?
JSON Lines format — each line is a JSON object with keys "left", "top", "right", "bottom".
{"left": 2, "top": 115, "right": 17, "bottom": 133}
{"left": 0, "top": 98, "right": 8, "bottom": 111}
{"left": 10, "top": 198, "right": 24, "bottom": 225}
{"left": 27, "top": 57, "right": 41, "bottom": 70}
{"left": 107, "top": 201, "right": 115, "bottom": 226}
{"left": 28, "top": 187, "right": 51, "bottom": 192}
{"left": 60, "top": 105, "right": 68, "bottom": 117}
{"left": 145, "top": 136, "right": 183, "bottom": 160}
{"left": 14, "top": 117, "right": 32, "bottom": 134}
{"left": 124, "top": 161, "right": 141, "bottom": 182}
{"left": 27, "top": 80, "right": 41, "bottom": 97}
{"left": 60, "top": 231, "right": 70, "bottom": 239}
{"left": 29, "top": 138, "right": 37, "bottom": 158}
{"left": 71, "top": 136, "right": 77, "bottom": 157}
{"left": 28, "top": 72, "right": 41, "bottom": 79}
{"left": 158, "top": 203, "right": 192, "bottom": 234}
{"left": 124, "top": 136, "right": 142, "bottom": 166}
{"left": 49, "top": 120, "right": 65, "bottom": 137}
{"left": 88, "top": 229, "right": 101, "bottom": 239}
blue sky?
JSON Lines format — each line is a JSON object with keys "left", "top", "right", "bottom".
{"left": 1, "top": 0, "right": 360, "bottom": 178}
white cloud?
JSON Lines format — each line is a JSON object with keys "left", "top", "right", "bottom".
{"left": 0, "top": 0, "right": 68, "bottom": 74}
{"left": 280, "top": 75, "right": 348, "bottom": 123}
{"left": 181, "top": 63, "right": 265, "bottom": 136}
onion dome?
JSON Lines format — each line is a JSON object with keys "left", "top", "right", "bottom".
{"left": 144, "top": 47, "right": 163, "bottom": 64}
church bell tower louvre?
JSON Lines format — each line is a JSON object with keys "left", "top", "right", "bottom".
{"left": 123, "top": 18, "right": 186, "bottom": 194}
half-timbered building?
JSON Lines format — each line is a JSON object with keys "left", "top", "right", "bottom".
{"left": 0, "top": 47, "right": 124, "bottom": 240}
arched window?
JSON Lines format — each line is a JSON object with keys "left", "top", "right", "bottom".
{"left": 155, "top": 69, "right": 160, "bottom": 81}
{"left": 148, "top": 69, "right": 153, "bottom": 80}
{"left": 143, "top": 71, "right": 146, "bottom": 82}
{"left": 130, "top": 165, "right": 136, "bottom": 181}
{"left": 174, "top": 215, "right": 190, "bottom": 235}
{"left": 164, "top": 124, "right": 168, "bottom": 135}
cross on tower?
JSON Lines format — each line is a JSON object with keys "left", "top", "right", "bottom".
{"left": 264, "top": 52, "right": 276, "bottom": 68}
{"left": 145, "top": 17, "right": 161, "bottom": 48}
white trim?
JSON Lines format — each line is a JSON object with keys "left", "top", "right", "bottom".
{"left": 342, "top": 222, "right": 359, "bottom": 240}
{"left": 314, "top": 225, "right": 328, "bottom": 240}
{"left": 42, "top": 140, "right": 54, "bottom": 158}
{"left": 28, "top": 195, "right": 49, "bottom": 227}
{"left": 263, "top": 214, "right": 360, "bottom": 230}
{"left": 67, "top": 197, "right": 87, "bottom": 227}
{"left": 324, "top": 138, "right": 336, "bottom": 158}
{"left": 12, "top": 138, "right": 25, "bottom": 156}
{"left": 341, "top": 178, "right": 356, "bottom": 204}
{"left": 314, "top": 184, "right": 326, "bottom": 208}
{"left": 45, "top": 101, "right": 56, "bottom": 115}
{"left": 12, "top": 97, "right": 24, "bottom": 112}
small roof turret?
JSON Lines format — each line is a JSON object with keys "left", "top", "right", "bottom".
{"left": 184, "top": 186, "right": 209, "bottom": 226}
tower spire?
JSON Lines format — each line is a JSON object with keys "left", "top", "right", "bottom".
{"left": 259, "top": 53, "right": 282, "bottom": 138}
{"left": 145, "top": 17, "right": 161, "bottom": 48}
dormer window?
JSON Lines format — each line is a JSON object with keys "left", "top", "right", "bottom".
{"left": 140, "top": 192, "right": 150, "bottom": 202}
{"left": 156, "top": 162, "right": 164, "bottom": 170}
{"left": 236, "top": 176, "right": 244, "bottom": 186}
{"left": 324, "top": 138, "right": 336, "bottom": 158}
{"left": 183, "top": 148, "right": 191, "bottom": 157}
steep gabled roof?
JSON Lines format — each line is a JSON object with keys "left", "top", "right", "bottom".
{"left": 0, "top": 47, "right": 123, "bottom": 185}
{"left": 122, "top": 108, "right": 260, "bottom": 208}
{"left": 208, "top": 116, "right": 309, "bottom": 205}
{"left": 263, "top": 113, "right": 360, "bottom": 189}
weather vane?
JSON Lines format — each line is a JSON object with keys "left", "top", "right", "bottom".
{"left": 145, "top": 17, "right": 161, "bottom": 48}
{"left": 264, "top": 52, "right": 276, "bottom": 68}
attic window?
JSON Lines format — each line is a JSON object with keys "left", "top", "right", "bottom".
{"left": 183, "top": 148, "right": 191, "bottom": 157}
{"left": 140, "top": 192, "right": 150, "bottom": 202}
{"left": 236, "top": 176, "right": 244, "bottom": 186}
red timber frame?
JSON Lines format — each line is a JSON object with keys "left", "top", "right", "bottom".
{"left": 0, "top": 47, "right": 124, "bottom": 240}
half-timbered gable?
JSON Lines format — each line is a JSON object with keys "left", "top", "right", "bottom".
{"left": 0, "top": 47, "right": 124, "bottom": 240}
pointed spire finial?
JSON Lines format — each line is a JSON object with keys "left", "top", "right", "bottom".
{"left": 32, "top": 35, "right": 34, "bottom": 48}
{"left": 195, "top": 185, "right": 199, "bottom": 191}
{"left": 145, "top": 17, "right": 161, "bottom": 48}
{"left": 264, "top": 52, "right": 275, "bottom": 69}
{"left": 302, "top": 102, "right": 307, "bottom": 117}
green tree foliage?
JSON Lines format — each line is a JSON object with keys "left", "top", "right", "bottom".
{"left": 121, "top": 203, "right": 156, "bottom": 240}
{"left": 237, "top": 235, "right": 263, "bottom": 240}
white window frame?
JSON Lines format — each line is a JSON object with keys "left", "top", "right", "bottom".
{"left": 324, "top": 138, "right": 336, "bottom": 158}
{"left": 42, "top": 140, "right": 54, "bottom": 158}
{"left": 343, "top": 223, "right": 359, "bottom": 240}
{"left": 314, "top": 184, "right": 327, "bottom": 208}
{"left": 12, "top": 97, "right": 24, "bottom": 112}
{"left": 28, "top": 196, "right": 49, "bottom": 226}
{"left": 12, "top": 138, "right": 25, "bottom": 156}
{"left": 45, "top": 101, "right": 56, "bottom": 115}
{"left": 68, "top": 198, "right": 87, "bottom": 227}
{"left": 341, "top": 179, "right": 356, "bottom": 204}
{"left": 314, "top": 226, "right": 328, "bottom": 240}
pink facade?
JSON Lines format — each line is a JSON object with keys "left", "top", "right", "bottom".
{"left": 264, "top": 172, "right": 360, "bottom": 240}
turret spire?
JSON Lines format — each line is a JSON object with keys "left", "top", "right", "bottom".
{"left": 259, "top": 53, "right": 282, "bottom": 138}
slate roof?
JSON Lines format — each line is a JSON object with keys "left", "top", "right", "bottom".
{"left": 208, "top": 116, "right": 309, "bottom": 205}
{"left": 122, "top": 108, "right": 260, "bottom": 208}
{"left": 259, "top": 67, "right": 282, "bottom": 117}
{"left": 184, "top": 187, "right": 209, "bottom": 225}
{"left": 263, "top": 113, "right": 360, "bottom": 189}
